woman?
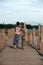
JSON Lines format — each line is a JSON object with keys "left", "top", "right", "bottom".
{"left": 13, "top": 22, "right": 21, "bottom": 48}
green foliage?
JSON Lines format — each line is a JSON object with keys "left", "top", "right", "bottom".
{"left": 0, "top": 23, "right": 38, "bottom": 29}
{"left": 0, "top": 24, "right": 16, "bottom": 29}
{"left": 26, "top": 24, "right": 38, "bottom": 29}
{"left": 33, "top": 25, "right": 38, "bottom": 29}
{"left": 26, "top": 24, "right": 33, "bottom": 29}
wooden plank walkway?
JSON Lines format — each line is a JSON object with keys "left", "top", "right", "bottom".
{"left": 0, "top": 43, "right": 43, "bottom": 65}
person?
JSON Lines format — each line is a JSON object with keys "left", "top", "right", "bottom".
{"left": 13, "top": 22, "right": 21, "bottom": 48}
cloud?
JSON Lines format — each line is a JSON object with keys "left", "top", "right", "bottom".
{"left": 0, "top": 1, "right": 32, "bottom": 7}
{"left": 6, "top": 11, "right": 10, "bottom": 14}
{"left": 0, "top": 0, "right": 43, "bottom": 24}
{"left": 0, "top": 3, "right": 12, "bottom": 7}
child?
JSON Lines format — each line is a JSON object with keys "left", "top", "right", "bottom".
{"left": 13, "top": 22, "right": 21, "bottom": 48}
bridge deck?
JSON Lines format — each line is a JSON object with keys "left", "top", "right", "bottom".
{"left": 0, "top": 43, "right": 43, "bottom": 65}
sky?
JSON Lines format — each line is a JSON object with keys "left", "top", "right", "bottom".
{"left": 0, "top": 0, "right": 43, "bottom": 25}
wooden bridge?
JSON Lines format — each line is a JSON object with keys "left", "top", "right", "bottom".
{"left": 0, "top": 23, "right": 43, "bottom": 65}
{"left": 0, "top": 36, "right": 43, "bottom": 65}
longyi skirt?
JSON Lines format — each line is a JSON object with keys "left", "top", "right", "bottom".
{"left": 13, "top": 34, "right": 20, "bottom": 46}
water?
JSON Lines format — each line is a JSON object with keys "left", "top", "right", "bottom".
{"left": 34, "top": 36, "right": 38, "bottom": 47}
{"left": 28, "top": 29, "right": 39, "bottom": 47}
{"left": 28, "top": 29, "right": 38, "bottom": 32}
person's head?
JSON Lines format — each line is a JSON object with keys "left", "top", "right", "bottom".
{"left": 16, "top": 22, "right": 20, "bottom": 26}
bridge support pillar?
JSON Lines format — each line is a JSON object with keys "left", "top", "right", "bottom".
{"left": 38, "top": 24, "right": 43, "bottom": 54}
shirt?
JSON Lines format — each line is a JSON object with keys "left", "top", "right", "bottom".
{"left": 15, "top": 26, "right": 21, "bottom": 34}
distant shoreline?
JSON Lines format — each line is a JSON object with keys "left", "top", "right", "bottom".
{"left": 0, "top": 24, "right": 38, "bottom": 29}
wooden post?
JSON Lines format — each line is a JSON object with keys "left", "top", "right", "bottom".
{"left": 0, "top": 29, "right": 6, "bottom": 49}
{"left": 30, "top": 32, "right": 33, "bottom": 45}
{"left": 24, "top": 23, "right": 28, "bottom": 42}
{"left": 8, "top": 28, "right": 15, "bottom": 45}
{"left": 38, "top": 24, "right": 41, "bottom": 49}
{"left": 40, "top": 25, "right": 43, "bottom": 54}
{"left": 38, "top": 24, "right": 43, "bottom": 54}
{"left": 0, "top": 29, "right": 2, "bottom": 49}
{"left": 32, "top": 28, "right": 35, "bottom": 47}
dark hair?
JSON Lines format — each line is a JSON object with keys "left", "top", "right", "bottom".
{"left": 16, "top": 22, "right": 20, "bottom": 26}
